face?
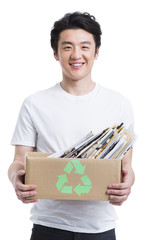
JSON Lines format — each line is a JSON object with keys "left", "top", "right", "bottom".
{"left": 54, "top": 29, "right": 99, "bottom": 82}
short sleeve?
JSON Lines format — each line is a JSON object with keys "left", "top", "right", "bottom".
{"left": 11, "top": 96, "right": 37, "bottom": 147}
{"left": 121, "top": 97, "right": 134, "bottom": 133}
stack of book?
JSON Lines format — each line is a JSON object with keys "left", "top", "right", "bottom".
{"left": 49, "top": 123, "right": 137, "bottom": 160}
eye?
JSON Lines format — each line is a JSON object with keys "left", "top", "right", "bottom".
{"left": 82, "top": 46, "right": 90, "bottom": 50}
{"left": 63, "top": 46, "right": 72, "bottom": 50}
{"left": 82, "top": 46, "right": 89, "bottom": 49}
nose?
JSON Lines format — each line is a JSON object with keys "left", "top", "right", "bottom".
{"left": 70, "top": 47, "right": 82, "bottom": 60}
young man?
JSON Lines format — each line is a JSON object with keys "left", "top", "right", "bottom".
{"left": 8, "top": 12, "right": 135, "bottom": 240}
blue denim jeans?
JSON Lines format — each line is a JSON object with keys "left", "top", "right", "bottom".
{"left": 30, "top": 224, "right": 116, "bottom": 240}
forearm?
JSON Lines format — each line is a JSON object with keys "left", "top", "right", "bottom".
{"left": 122, "top": 148, "right": 135, "bottom": 186}
{"left": 8, "top": 145, "right": 37, "bottom": 203}
{"left": 122, "top": 162, "right": 135, "bottom": 186}
{"left": 8, "top": 160, "right": 25, "bottom": 184}
{"left": 8, "top": 145, "right": 34, "bottom": 184}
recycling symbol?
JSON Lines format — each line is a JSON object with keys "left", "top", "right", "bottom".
{"left": 56, "top": 160, "right": 92, "bottom": 196}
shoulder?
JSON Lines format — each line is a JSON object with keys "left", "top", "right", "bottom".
{"left": 98, "top": 84, "right": 130, "bottom": 103}
{"left": 22, "top": 85, "right": 57, "bottom": 106}
{"left": 99, "top": 85, "right": 134, "bottom": 128}
{"left": 97, "top": 85, "right": 134, "bottom": 122}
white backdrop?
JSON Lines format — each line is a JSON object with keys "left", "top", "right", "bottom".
{"left": 1, "top": 0, "right": 160, "bottom": 239}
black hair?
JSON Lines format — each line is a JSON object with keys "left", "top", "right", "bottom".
{"left": 50, "top": 12, "right": 102, "bottom": 55}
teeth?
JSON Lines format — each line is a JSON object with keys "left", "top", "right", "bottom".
{"left": 70, "top": 63, "right": 83, "bottom": 66}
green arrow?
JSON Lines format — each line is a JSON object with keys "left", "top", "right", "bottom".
{"left": 74, "top": 184, "right": 92, "bottom": 196}
{"left": 64, "top": 161, "right": 73, "bottom": 174}
{"left": 71, "top": 160, "right": 86, "bottom": 175}
{"left": 81, "top": 175, "right": 92, "bottom": 185}
{"left": 56, "top": 174, "right": 68, "bottom": 191}
{"left": 61, "top": 186, "right": 72, "bottom": 193}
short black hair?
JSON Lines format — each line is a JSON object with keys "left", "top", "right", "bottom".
{"left": 50, "top": 12, "right": 102, "bottom": 55}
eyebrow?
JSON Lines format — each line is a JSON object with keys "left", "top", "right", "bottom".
{"left": 81, "top": 41, "right": 92, "bottom": 45}
{"left": 61, "top": 41, "right": 73, "bottom": 45}
{"left": 61, "top": 41, "right": 92, "bottom": 45}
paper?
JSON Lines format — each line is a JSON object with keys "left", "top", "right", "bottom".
{"left": 48, "top": 123, "right": 137, "bottom": 160}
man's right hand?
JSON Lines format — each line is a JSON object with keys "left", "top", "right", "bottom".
{"left": 8, "top": 145, "right": 38, "bottom": 203}
{"left": 13, "top": 169, "right": 38, "bottom": 204}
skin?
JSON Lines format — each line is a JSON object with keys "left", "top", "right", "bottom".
{"left": 107, "top": 148, "right": 135, "bottom": 206}
{"left": 8, "top": 29, "right": 135, "bottom": 205}
{"left": 8, "top": 145, "right": 37, "bottom": 203}
{"left": 54, "top": 29, "right": 99, "bottom": 96}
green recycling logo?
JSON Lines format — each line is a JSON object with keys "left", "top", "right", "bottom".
{"left": 56, "top": 160, "right": 92, "bottom": 196}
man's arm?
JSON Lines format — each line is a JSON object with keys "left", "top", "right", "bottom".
{"left": 8, "top": 145, "right": 38, "bottom": 204}
{"left": 107, "top": 148, "right": 135, "bottom": 206}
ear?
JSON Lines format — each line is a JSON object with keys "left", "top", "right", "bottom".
{"left": 95, "top": 48, "right": 100, "bottom": 59}
{"left": 54, "top": 51, "right": 59, "bottom": 61}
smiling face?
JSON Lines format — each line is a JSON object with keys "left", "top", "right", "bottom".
{"left": 54, "top": 29, "right": 99, "bottom": 83}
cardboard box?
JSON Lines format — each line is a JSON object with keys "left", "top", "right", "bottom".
{"left": 25, "top": 152, "right": 122, "bottom": 201}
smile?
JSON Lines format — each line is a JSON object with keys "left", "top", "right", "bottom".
{"left": 69, "top": 63, "right": 85, "bottom": 67}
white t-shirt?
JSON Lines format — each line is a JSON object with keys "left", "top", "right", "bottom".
{"left": 11, "top": 83, "right": 134, "bottom": 233}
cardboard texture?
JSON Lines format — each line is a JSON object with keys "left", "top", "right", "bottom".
{"left": 25, "top": 152, "right": 122, "bottom": 201}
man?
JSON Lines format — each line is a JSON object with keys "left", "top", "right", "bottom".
{"left": 8, "top": 12, "right": 135, "bottom": 240}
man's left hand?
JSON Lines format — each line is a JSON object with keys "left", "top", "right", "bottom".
{"left": 106, "top": 168, "right": 132, "bottom": 206}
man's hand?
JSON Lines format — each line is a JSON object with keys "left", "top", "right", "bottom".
{"left": 13, "top": 169, "right": 38, "bottom": 204}
{"left": 107, "top": 148, "right": 135, "bottom": 206}
{"left": 107, "top": 168, "right": 132, "bottom": 206}
{"left": 8, "top": 145, "right": 38, "bottom": 204}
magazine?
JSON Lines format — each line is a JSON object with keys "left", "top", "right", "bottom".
{"left": 48, "top": 123, "right": 137, "bottom": 160}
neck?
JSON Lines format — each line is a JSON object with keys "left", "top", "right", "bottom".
{"left": 60, "top": 78, "right": 96, "bottom": 96}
